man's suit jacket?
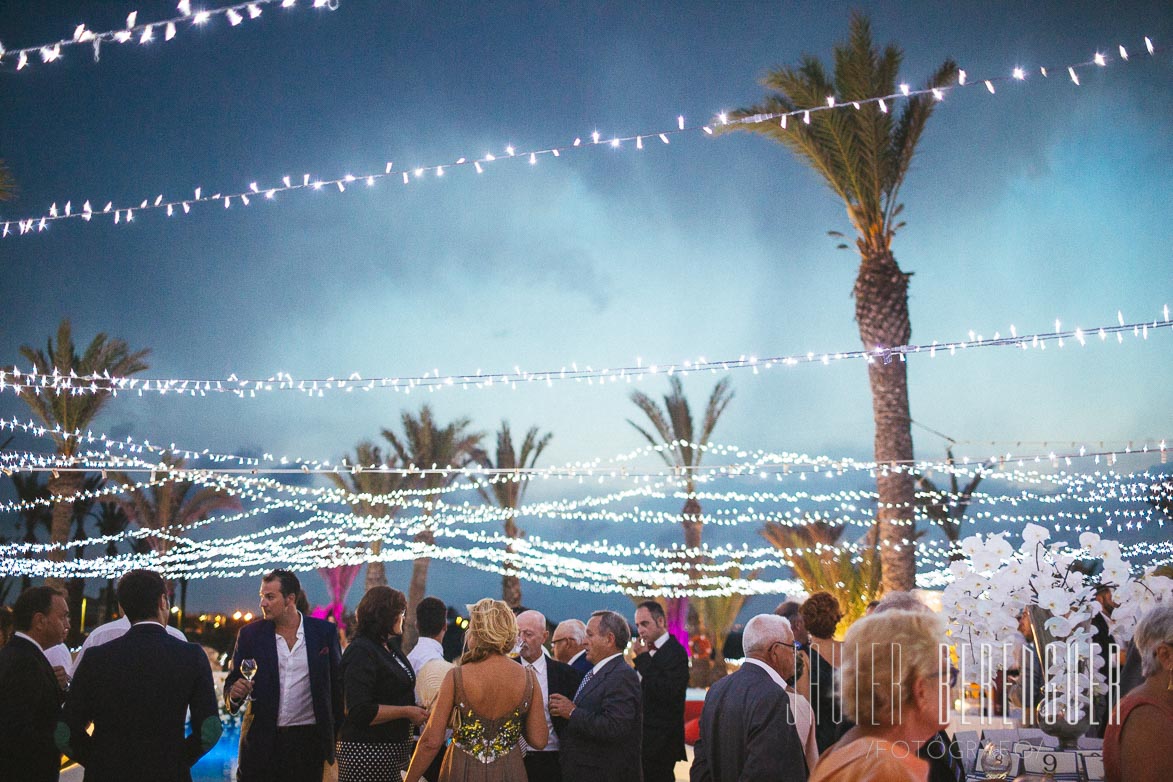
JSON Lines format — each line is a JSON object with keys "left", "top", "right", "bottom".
{"left": 542, "top": 656, "right": 585, "bottom": 741}
{"left": 560, "top": 656, "right": 643, "bottom": 782}
{"left": 633, "top": 634, "right": 689, "bottom": 764}
{"left": 569, "top": 650, "right": 593, "bottom": 675}
{"left": 57, "top": 623, "right": 222, "bottom": 782}
{"left": 0, "top": 635, "right": 62, "bottom": 782}
{"left": 690, "top": 662, "right": 808, "bottom": 782}
{"left": 224, "top": 616, "right": 343, "bottom": 778}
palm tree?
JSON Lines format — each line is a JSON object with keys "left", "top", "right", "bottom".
{"left": 761, "top": 517, "right": 883, "bottom": 629}
{"left": 10, "top": 472, "right": 52, "bottom": 591}
{"left": 327, "top": 442, "right": 409, "bottom": 593}
{"left": 691, "top": 562, "right": 757, "bottom": 684}
{"left": 914, "top": 448, "right": 984, "bottom": 560}
{"left": 628, "top": 377, "right": 733, "bottom": 636}
{"left": 473, "top": 422, "right": 553, "bottom": 608}
{"left": 17, "top": 320, "right": 150, "bottom": 587}
{"left": 112, "top": 455, "right": 242, "bottom": 620}
{"left": 0, "top": 158, "right": 15, "bottom": 201}
{"left": 93, "top": 499, "right": 133, "bottom": 621}
{"left": 724, "top": 13, "right": 957, "bottom": 590}
{"left": 383, "top": 405, "right": 484, "bottom": 648}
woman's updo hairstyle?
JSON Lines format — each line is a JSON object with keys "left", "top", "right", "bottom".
{"left": 461, "top": 598, "right": 518, "bottom": 665}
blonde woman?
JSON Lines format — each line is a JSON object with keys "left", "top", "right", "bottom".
{"left": 810, "top": 610, "right": 949, "bottom": 782}
{"left": 405, "top": 599, "right": 547, "bottom": 782}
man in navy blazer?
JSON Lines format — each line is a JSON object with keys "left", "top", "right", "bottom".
{"left": 224, "top": 570, "right": 343, "bottom": 782}
{"left": 57, "top": 569, "right": 222, "bottom": 782}
{"left": 550, "top": 610, "right": 643, "bottom": 782}
{"left": 0, "top": 586, "right": 70, "bottom": 782}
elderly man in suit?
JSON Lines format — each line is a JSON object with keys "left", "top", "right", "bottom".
{"left": 691, "top": 614, "right": 809, "bottom": 782}
{"left": 632, "top": 601, "right": 689, "bottom": 782}
{"left": 224, "top": 570, "right": 343, "bottom": 782}
{"left": 549, "top": 610, "right": 642, "bottom": 782}
{"left": 0, "top": 586, "right": 69, "bottom": 782}
{"left": 553, "top": 618, "right": 593, "bottom": 674}
{"left": 57, "top": 569, "right": 222, "bottom": 782}
{"left": 517, "top": 610, "right": 584, "bottom": 782}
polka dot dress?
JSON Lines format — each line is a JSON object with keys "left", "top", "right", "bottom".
{"left": 336, "top": 739, "right": 411, "bottom": 781}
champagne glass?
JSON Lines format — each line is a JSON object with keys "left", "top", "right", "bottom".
{"left": 240, "top": 658, "right": 258, "bottom": 703}
{"left": 979, "top": 743, "right": 1013, "bottom": 780}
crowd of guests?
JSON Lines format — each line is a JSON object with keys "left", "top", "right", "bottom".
{"left": 1, "top": 571, "right": 1171, "bottom": 782}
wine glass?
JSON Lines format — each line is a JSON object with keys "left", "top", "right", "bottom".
{"left": 979, "top": 743, "right": 1013, "bottom": 780}
{"left": 240, "top": 658, "right": 258, "bottom": 703}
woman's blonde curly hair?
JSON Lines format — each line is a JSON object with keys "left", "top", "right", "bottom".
{"left": 461, "top": 598, "right": 518, "bottom": 665}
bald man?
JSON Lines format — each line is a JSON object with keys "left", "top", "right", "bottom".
{"left": 517, "top": 611, "right": 584, "bottom": 782}
{"left": 552, "top": 618, "right": 592, "bottom": 675}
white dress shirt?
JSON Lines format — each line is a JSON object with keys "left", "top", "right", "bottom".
{"left": 407, "top": 636, "right": 445, "bottom": 675}
{"left": 276, "top": 613, "right": 316, "bottom": 727}
{"left": 73, "top": 616, "right": 187, "bottom": 673}
{"left": 521, "top": 653, "right": 559, "bottom": 752}
{"left": 743, "top": 658, "right": 820, "bottom": 770}
{"left": 568, "top": 649, "right": 587, "bottom": 667}
{"left": 14, "top": 631, "right": 45, "bottom": 654}
{"left": 589, "top": 652, "right": 624, "bottom": 675}
{"left": 650, "top": 632, "right": 669, "bottom": 655}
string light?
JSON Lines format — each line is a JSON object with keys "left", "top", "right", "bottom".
{"left": 0, "top": 0, "right": 334, "bottom": 74}
{"left": 0, "top": 308, "right": 1166, "bottom": 400}
{"left": 2, "top": 36, "right": 1161, "bottom": 239}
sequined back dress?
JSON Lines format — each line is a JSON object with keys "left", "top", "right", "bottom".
{"left": 439, "top": 666, "right": 533, "bottom": 782}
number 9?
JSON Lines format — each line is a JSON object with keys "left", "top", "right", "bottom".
{"left": 1043, "top": 754, "right": 1057, "bottom": 772}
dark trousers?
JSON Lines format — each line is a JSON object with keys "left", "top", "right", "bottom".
{"left": 524, "top": 750, "right": 563, "bottom": 782}
{"left": 266, "top": 725, "right": 324, "bottom": 782}
{"left": 642, "top": 751, "right": 678, "bottom": 782}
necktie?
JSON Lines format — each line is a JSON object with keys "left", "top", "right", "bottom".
{"left": 573, "top": 669, "right": 594, "bottom": 702}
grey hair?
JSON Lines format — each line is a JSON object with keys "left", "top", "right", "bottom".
{"left": 555, "top": 618, "right": 587, "bottom": 644}
{"left": 873, "top": 591, "right": 930, "bottom": 615}
{"left": 591, "top": 610, "right": 631, "bottom": 650}
{"left": 1133, "top": 604, "right": 1173, "bottom": 679}
{"left": 743, "top": 614, "right": 794, "bottom": 656}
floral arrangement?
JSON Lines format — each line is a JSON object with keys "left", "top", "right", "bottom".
{"left": 942, "top": 524, "right": 1130, "bottom": 723}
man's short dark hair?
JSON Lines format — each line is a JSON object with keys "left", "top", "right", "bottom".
{"left": 417, "top": 596, "right": 447, "bottom": 638}
{"left": 775, "top": 601, "right": 801, "bottom": 620}
{"left": 116, "top": 569, "right": 168, "bottom": 622}
{"left": 262, "top": 569, "right": 301, "bottom": 599}
{"left": 591, "top": 610, "right": 631, "bottom": 651}
{"left": 13, "top": 586, "right": 63, "bottom": 632}
{"left": 636, "top": 600, "right": 665, "bottom": 622}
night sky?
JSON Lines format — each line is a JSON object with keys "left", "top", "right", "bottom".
{"left": 1, "top": 1, "right": 1170, "bottom": 622}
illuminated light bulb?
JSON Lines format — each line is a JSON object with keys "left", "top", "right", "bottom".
{"left": 365, "top": 176, "right": 374, "bottom": 186}
{"left": 658, "top": 133, "right": 670, "bottom": 144}
{"left": 591, "top": 130, "right": 600, "bottom": 144}
{"left": 282, "top": 175, "right": 291, "bottom": 187}
{"left": 249, "top": 182, "right": 259, "bottom": 192}
{"left": 609, "top": 138, "right": 619, "bottom": 148}
{"left": 1094, "top": 52, "right": 1106, "bottom": 66}
{"left": 1118, "top": 45, "right": 1128, "bottom": 61}
{"left": 194, "top": 187, "right": 201, "bottom": 199}
{"left": 636, "top": 135, "right": 643, "bottom": 149}
{"left": 182, "top": 202, "right": 190, "bottom": 213}
{"left": 313, "top": 0, "right": 329, "bottom": 6}
{"left": 223, "top": 197, "right": 230, "bottom": 207}
{"left": 802, "top": 111, "right": 810, "bottom": 124}
{"left": 677, "top": 115, "right": 685, "bottom": 130}
{"left": 780, "top": 114, "right": 787, "bottom": 128}
{"left": 529, "top": 152, "right": 537, "bottom": 164}
{"left": 241, "top": 193, "right": 250, "bottom": 204}
{"left": 384, "top": 162, "right": 393, "bottom": 173}
{"left": 436, "top": 166, "right": 444, "bottom": 176}
{"left": 719, "top": 111, "right": 728, "bottom": 123}
{"left": 900, "top": 83, "right": 910, "bottom": 95}
{"left": 505, "top": 145, "right": 515, "bottom": 156}
{"left": 227, "top": 9, "right": 243, "bottom": 26}
{"left": 335, "top": 181, "right": 344, "bottom": 191}
{"left": 931, "top": 88, "right": 944, "bottom": 101}
{"left": 302, "top": 174, "right": 310, "bottom": 185}
{"left": 958, "top": 69, "right": 967, "bottom": 85}
{"left": 178, "top": 0, "right": 192, "bottom": 14}
{"left": 1068, "top": 67, "right": 1080, "bottom": 85}
{"left": 248, "top": 4, "right": 263, "bottom": 19}
{"left": 1013, "top": 67, "right": 1025, "bottom": 80}
{"left": 127, "top": 11, "right": 138, "bottom": 28}
{"left": 878, "top": 99, "right": 888, "bottom": 113}
{"left": 551, "top": 149, "right": 559, "bottom": 157}
{"left": 265, "top": 190, "right": 275, "bottom": 199}
{"left": 1145, "top": 37, "right": 1154, "bottom": 55}
{"left": 153, "top": 194, "right": 162, "bottom": 206}
{"left": 126, "top": 209, "right": 134, "bottom": 221}
{"left": 165, "top": 22, "right": 176, "bottom": 40}
{"left": 484, "top": 153, "right": 495, "bottom": 161}
{"left": 1040, "top": 66, "right": 1048, "bottom": 77}
{"left": 312, "top": 181, "right": 323, "bottom": 190}
{"left": 343, "top": 174, "right": 355, "bottom": 182}
{"left": 702, "top": 126, "right": 713, "bottom": 134}
{"left": 413, "top": 168, "right": 424, "bottom": 177}
{"left": 474, "top": 161, "right": 483, "bottom": 174}
{"left": 17, "top": 51, "right": 27, "bottom": 70}
{"left": 282, "top": 0, "right": 296, "bottom": 6}
{"left": 985, "top": 80, "right": 995, "bottom": 94}
{"left": 573, "top": 138, "right": 581, "bottom": 146}
{"left": 401, "top": 172, "right": 409, "bottom": 184}
{"left": 194, "top": 11, "right": 211, "bottom": 24}
{"left": 455, "top": 157, "right": 465, "bottom": 164}
{"left": 73, "top": 24, "right": 87, "bottom": 41}
{"left": 825, "top": 96, "right": 834, "bottom": 107}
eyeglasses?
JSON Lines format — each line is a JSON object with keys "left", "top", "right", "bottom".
{"left": 771, "top": 641, "right": 800, "bottom": 654}
{"left": 551, "top": 638, "right": 573, "bottom": 645}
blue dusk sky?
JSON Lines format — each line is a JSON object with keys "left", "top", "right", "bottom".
{"left": 0, "top": 1, "right": 1170, "bottom": 622}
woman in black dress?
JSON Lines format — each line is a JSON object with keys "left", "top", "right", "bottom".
{"left": 336, "top": 586, "right": 429, "bottom": 780}
{"left": 800, "top": 591, "right": 854, "bottom": 753}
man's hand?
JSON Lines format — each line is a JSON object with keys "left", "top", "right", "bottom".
{"left": 227, "top": 678, "right": 254, "bottom": 703}
{"left": 631, "top": 637, "right": 651, "bottom": 656}
{"left": 52, "top": 665, "right": 70, "bottom": 691}
{"left": 548, "top": 693, "right": 575, "bottom": 719}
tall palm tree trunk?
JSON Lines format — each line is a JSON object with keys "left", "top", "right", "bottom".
{"left": 501, "top": 515, "right": 522, "bottom": 609}
{"left": 856, "top": 249, "right": 916, "bottom": 591}
{"left": 404, "top": 526, "right": 435, "bottom": 651}
{"left": 45, "top": 472, "right": 83, "bottom": 589}
{"left": 365, "top": 538, "right": 387, "bottom": 592}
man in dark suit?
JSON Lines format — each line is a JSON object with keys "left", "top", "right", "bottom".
{"left": 691, "top": 614, "right": 808, "bottom": 782}
{"left": 224, "top": 569, "right": 343, "bottom": 782}
{"left": 57, "top": 569, "right": 222, "bottom": 782}
{"left": 0, "top": 586, "right": 69, "bottom": 782}
{"left": 549, "top": 610, "right": 642, "bottom": 782}
{"left": 553, "top": 619, "right": 593, "bottom": 675}
{"left": 518, "top": 610, "right": 584, "bottom": 782}
{"left": 633, "top": 601, "right": 689, "bottom": 782}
